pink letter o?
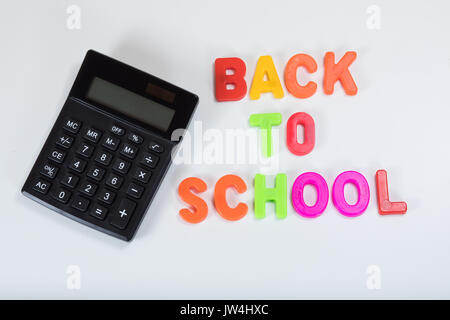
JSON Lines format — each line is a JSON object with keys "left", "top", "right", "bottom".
{"left": 292, "top": 172, "right": 329, "bottom": 218}
{"left": 332, "top": 171, "right": 370, "bottom": 217}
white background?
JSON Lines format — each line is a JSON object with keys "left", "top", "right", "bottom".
{"left": 1, "top": 0, "right": 449, "bottom": 299}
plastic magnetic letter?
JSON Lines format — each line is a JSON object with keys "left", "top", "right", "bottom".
{"left": 178, "top": 177, "right": 208, "bottom": 223}
{"left": 249, "top": 56, "right": 284, "bottom": 100}
{"left": 332, "top": 171, "right": 370, "bottom": 217}
{"left": 284, "top": 54, "right": 318, "bottom": 98}
{"left": 214, "top": 57, "right": 247, "bottom": 102}
{"left": 286, "top": 112, "right": 315, "bottom": 156}
{"left": 214, "top": 174, "right": 248, "bottom": 221}
{"left": 375, "top": 169, "right": 407, "bottom": 215}
{"left": 254, "top": 173, "right": 287, "bottom": 219}
{"left": 249, "top": 113, "right": 282, "bottom": 157}
{"left": 323, "top": 51, "right": 358, "bottom": 96}
{"left": 291, "top": 172, "right": 329, "bottom": 218}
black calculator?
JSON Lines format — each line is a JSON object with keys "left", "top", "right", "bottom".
{"left": 22, "top": 50, "right": 198, "bottom": 241}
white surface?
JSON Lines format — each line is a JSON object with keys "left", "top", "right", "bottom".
{"left": 1, "top": 0, "right": 450, "bottom": 299}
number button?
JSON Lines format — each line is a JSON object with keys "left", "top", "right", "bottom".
{"left": 60, "top": 172, "right": 79, "bottom": 188}
{"left": 48, "top": 149, "right": 66, "bottom": 164}
{"left": 83, "top": 128, "right": 102, "bottom": 143}
{"left": 71, "top": 195, "right": 90, "bottom": 212}
{"left": 32, "top": 178, "right": 51, "bottom": 194}
{"left": 79, "top": 181, "right": 98, "bottom": 197}
{"left": 112, "top": 158, "right": 130, "bottom": 174}
{"left": 68, "top": 158, "right": 87, "bottom": 173}
{"left": 76, "top": 142, "right": 94, "bottom": 158}
{"left": 40, "top": 163, "right": 59, "bottom": 179}
{"left": 128, "top": 133, "right": 143, "bottom": 144}
{"left": 97, "top": 189, "right": 115, "bottom": 204}
{"left": 56, "top": 134, "right": 74, "bottom": 149}
{"left": 90, "top": 204, "right": 108, "bottom": 220}
{"left": 101, "top": 136, "right": 120, "bottom": 151}
{"left": 51, "top": 187, "right": 71, "bottom": 203}
{"left": 126, "top": 183, "right": 144, "bottom": 199}
{"left": 94, "top": 150, "right": 113, "bottom": 166}
{"left": 149, "top": 141, "right": 164, "bottom": 153}
{"left": 63, "top": 119, "right": 81, "bottom": 134}
{"left": 105, "top": 173, "right": 123, "bottom": 189}
{"left": 139, "top": 152, "right": 158, "bottom": 169}
{"left": 110, "top": 198, "right": 136, "bottom": 230}
{"left": 133, "top": 167, "right": 151, "bottom": 183}
{"left": 120, "top": 143, "right": 138, "bottom": 159}
{"left": 86, "top": 166, "right": 105, "bottom": 182}
{"left": 111, "top": 125, "right": 125, "bottom": 136}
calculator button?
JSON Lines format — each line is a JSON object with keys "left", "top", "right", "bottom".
{"left": 126, "top": 183, "right": 144, "bottom": 199}
{"left": 111, "top": 125, "right": 125, "bottom": 136}
{"left": 63, "top": 119, "right": 81, "bottom": 134}
{"left": 79, "top": 181, "right": 98, "bottom": 196}
{"left": 105, "top": 173, "right": 123, "bottom": 189}
{"left": 128, "top": 133, "right": 143, "bottom": 144}
{"left": 101, "top": 136, "right": 120, "bottom": 151}
{"left": 83, "top": 128, "right": 102, "bottom": 143}
{"left": 139, "top": 152, "right": 158, "bottom": 169}
{"left": 86, "top": 166, "right": 105, "bottom": 182}
{"left": 94, "top": 150, "right": 113, "bottom": 166}
{"left": 90, "top": 204, "right": 108, "bottom": 220}
{"left": 119, "top": 143, "right": 138, "bottom": 159}
{"left": 40, "top": 163, "right": 59, "bottom": 179}
{"left": 32, "top": 178, "right": 51, "bottom": 194}
{"left": 48, "top": 149, "right": 66, "bottom": 164}
{"left": 97, "top": 189, "right": 115, "bottom": 204}
{"left": 68, "top": 158, "right": 87, "bottom": 173}
{"left": 71, "top": 195, "right": 90, "bottom": 212}
{"left": 133, "top": 167, "right": 151, "bottom": 183}
{"left": 60, "top": 172, "right": 79, "bottom": 188}
{"left": 112, "top": 158, "right": 130, "bottom": 174}
{"left": 110, "top": 198, "right": 136, "bottom": 230}
{"left": 149, "top": 141, "right": 164, "bottom": 153}
{"left": 76, "top": 142, "right": 95, "bottom": 158}
{"left": 56, "top": 134, "right": 74, "bottom": 149}
{"left": 51, "top": 187, "right": 71, "bottom": 204}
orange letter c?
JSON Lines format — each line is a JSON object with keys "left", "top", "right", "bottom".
{"left": 214, "top": 174, "right": 248, "bottom": 221}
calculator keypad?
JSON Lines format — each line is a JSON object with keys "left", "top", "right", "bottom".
{"left": 24, "top": 109, "right": 170, "bottom": 241}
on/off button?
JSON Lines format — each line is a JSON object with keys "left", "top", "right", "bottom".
{"left": 110, "top": 125, "right": 125, "bottom": 136}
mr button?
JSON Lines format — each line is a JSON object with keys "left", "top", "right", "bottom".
{"left": 110, "top": 198, "right": 136, "bottom": 229}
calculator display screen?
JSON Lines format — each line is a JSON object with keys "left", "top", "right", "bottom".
{"left": 86, "top": 77, "right": 176, "bottom": 132}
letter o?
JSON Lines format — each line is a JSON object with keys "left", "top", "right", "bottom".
{"left": 291, "top": 172, "right": 329, "bottom": 218}
{"left": 332, "top": 171, "right": 370, "bottom": 217}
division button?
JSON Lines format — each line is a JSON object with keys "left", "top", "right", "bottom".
{"left": 139, "top": 152, "right": 158, "bottom": 169}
